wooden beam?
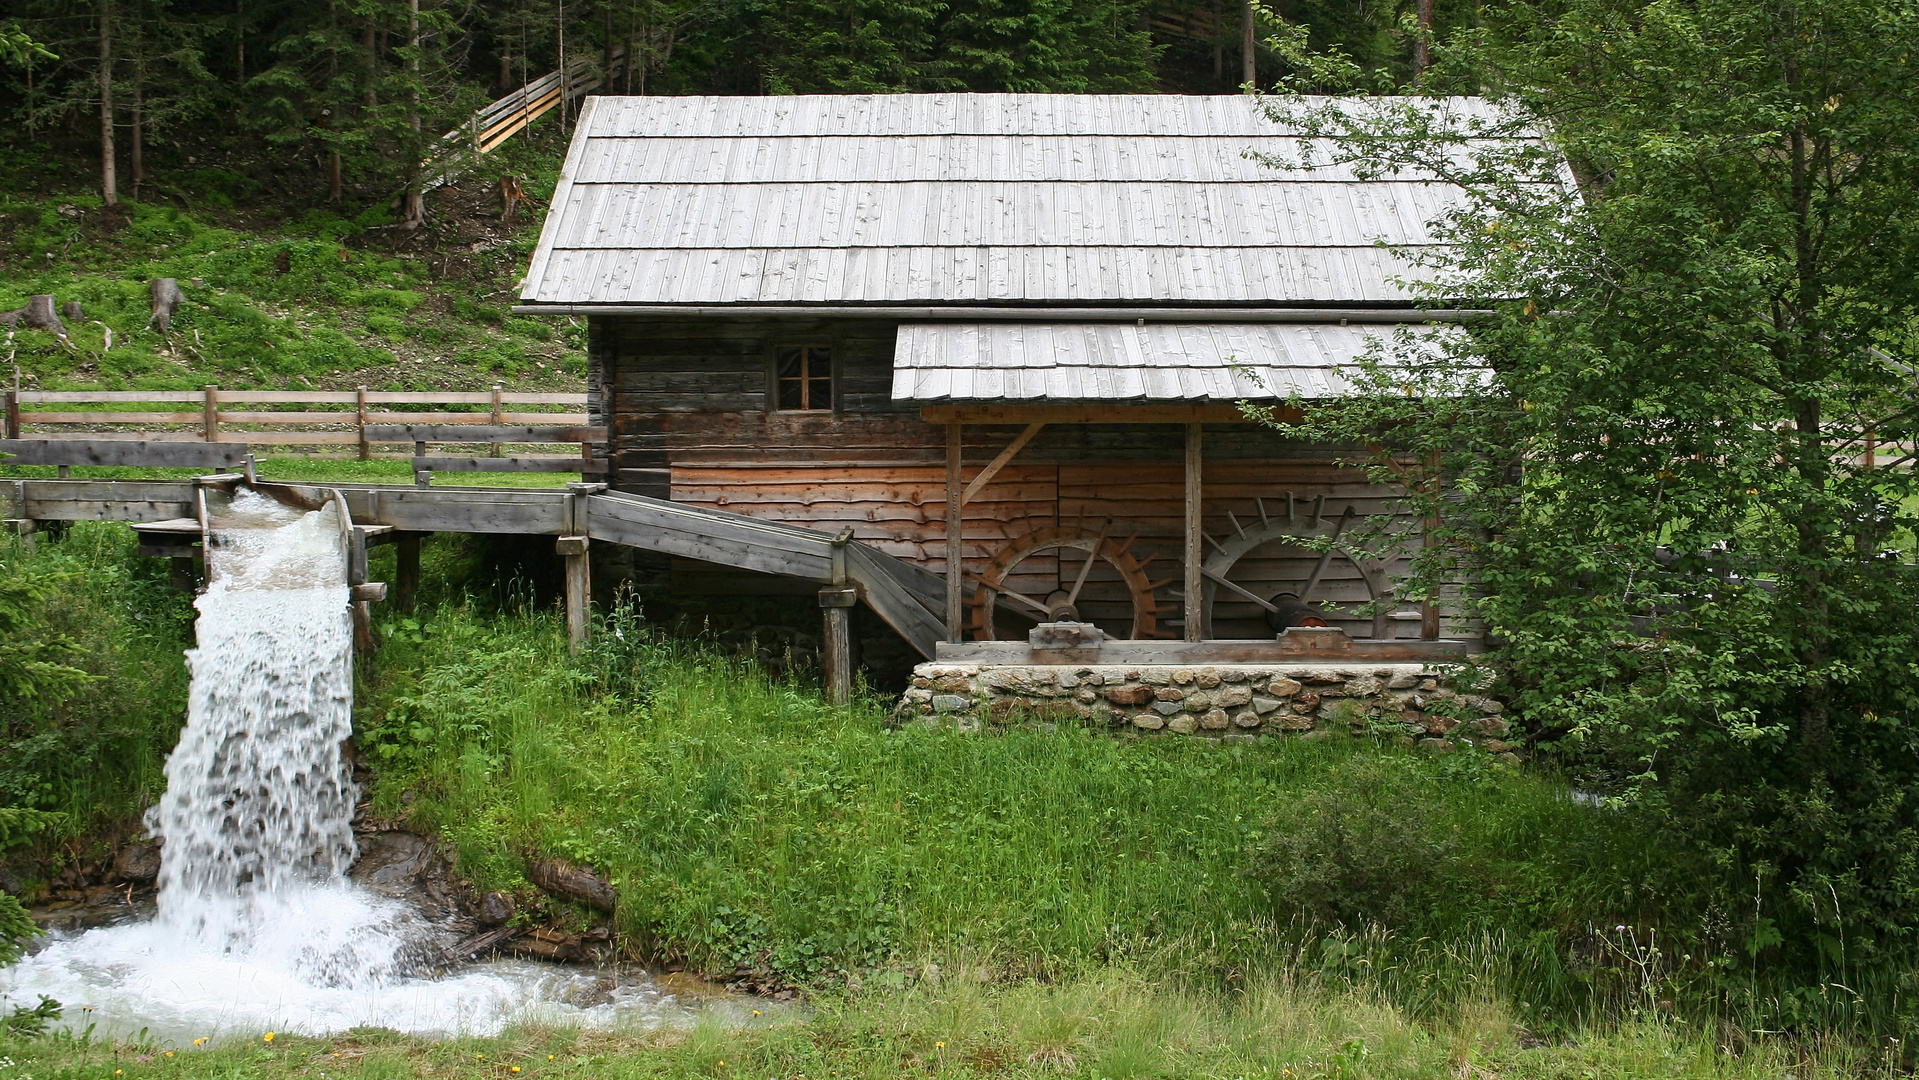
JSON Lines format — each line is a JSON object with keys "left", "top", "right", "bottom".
{"left": 1184, "top": 423, "right": 1203, "bottom": 642}
{"left": 557, "top": 534, "right": 590, "bottom": 654}
{"left": 959, "top": 421, "right": 1044, "bottom": 507}
{"left": 364, "top": 423, "right": 605, "bottom": 443}
{"left": 396, "top": 533, "right": 421, "bottom": 612}
{"left": 0, "top": 440, "right": 252, "bottom": 467}
{"left": 922, "top": 404, "right": 1273, "bottom": 425}
{"left": 945, "top": 422, "right": 963, "bottom": 642}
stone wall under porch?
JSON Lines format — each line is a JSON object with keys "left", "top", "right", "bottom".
{"left": 895, "top": 663, "right": 1516, "bottom": 757}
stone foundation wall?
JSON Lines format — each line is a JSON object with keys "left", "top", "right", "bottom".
{"left": 895, "top": 663, "right": 1516, "bottom": 755}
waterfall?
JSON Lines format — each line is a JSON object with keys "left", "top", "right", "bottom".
{"left": 149, "top": 489, "right": 361, "bottom": 945}
{"left": 0, "top": 487, "right": 687, "bottom": 1039}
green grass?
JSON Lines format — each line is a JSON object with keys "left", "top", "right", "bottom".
{"left": 352, "top": 578, "right": 1697, "bottom": 1032}
{"left": 0, "top": 134, "right": 582, "bottom": 398}
{"left": 0, "top": 971, "right": 1888, "bottom": 1079}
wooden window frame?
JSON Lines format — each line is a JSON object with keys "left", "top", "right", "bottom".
{"left": 769, "top": 343, "right": 839, "bottom": 413}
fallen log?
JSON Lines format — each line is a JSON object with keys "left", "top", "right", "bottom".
{"left": 147, "top": 278, "right": 184, "bottom": 331}
{"left": 0, "top": 295, "right": 70, "bottom": 339}
{"left": 526, "top": 857, "right": 617, "bottom": 912}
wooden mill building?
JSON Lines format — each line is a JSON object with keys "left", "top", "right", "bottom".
{"left": 515, "top": 93, "right": 1487, "bottom": 667}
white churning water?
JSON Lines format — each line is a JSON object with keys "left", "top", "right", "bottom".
{"left": 1, "top": 489, "right": 687, "bottom": 1041}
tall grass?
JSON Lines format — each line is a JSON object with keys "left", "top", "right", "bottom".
{"left": 355, "top": 591, "right": 1695, "bottom": 1032}
{"left": 0, "top": 523, "right": 193, "bottom": 836}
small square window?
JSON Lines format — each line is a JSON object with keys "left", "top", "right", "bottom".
{"left": 776, "top": 346, "right": 833, "bottom": 411}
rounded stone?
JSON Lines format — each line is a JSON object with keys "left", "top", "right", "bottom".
{"left": 1166, "top": 715, "right": 1198, "bottom": 734}
{"left": 1172, "top": 668, "right": 1196, "bottom": 685}
{"left": 1133, "top": 715, "right": 1166, "bottom": 731}
{"left": 1268, "top": 676, "right": 1302, "bottom": 697}
{"left": 1200, "top": 708, "right": 1230, "bottom": 730}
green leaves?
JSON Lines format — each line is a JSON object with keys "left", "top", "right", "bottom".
{"left": 1254, "top": 0, "right": 1919, "bottom": 1009}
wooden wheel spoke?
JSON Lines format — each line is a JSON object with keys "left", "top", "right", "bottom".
{"left": 1063, "top": 518, "right": 1110, "bottom": 607}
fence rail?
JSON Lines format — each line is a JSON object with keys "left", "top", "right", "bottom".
{"left": 3, "top": 385, "right": 604, "bottom": 481}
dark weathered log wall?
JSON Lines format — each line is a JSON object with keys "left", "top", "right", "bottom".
{"left": 594, "top": 316, "right": 1469, "bottom": 640}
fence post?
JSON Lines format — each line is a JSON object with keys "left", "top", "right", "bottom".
{"left": 4, "top": 390, "right": 18, "bottom": 440}
{"left": 203, "top": 385, "right": 219, "bottom": 442}
{"left": 489, "top": 383, "right": 504, "bottom": 458}
{"left": 356, "top": 386, "right": 371, "bottom": 460}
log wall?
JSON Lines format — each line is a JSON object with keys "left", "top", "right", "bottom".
{"left": 593, "top": 316, "right": 1470, "bottom": 641}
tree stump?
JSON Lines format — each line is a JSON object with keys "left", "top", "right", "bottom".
{"left": 0, "top": 295, "right": 70, "bottom": 339}
{"left": 147, "top": 278, "right": 184, "bottom": 331}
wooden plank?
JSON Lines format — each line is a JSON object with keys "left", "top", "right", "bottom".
{"left": 365, "top": 424, "right": 605, "bottom": 443}
{"left": 129, "top": 517, "right": 205, "bottom": 535}
{"left": 585, "top": 491, "right": 836, "bottom": 581}
{"left": 922, "top": 404, "right": 1269, "bottom": 425}
{"left": 1184, "top": 423, "right": 1203, "bottom": 642}
{"left": 18, "top": 391, "right": 209, "bottom": 403}
{"left": 0, "top": 440, "right": 253, "bottom": 467}
{"left": 330, "top": 487, "right": 571, "bottom": 534}
{"left": 934, "top": 638, "right": 1484, "bottom": 664}
{"left": 945, "top": 423, "right": 963, "bottom": 642}
{"left": 414, "top": 456, "right": 605, "bottom": 473}
{"left": 960, "top": 421, "right": 1044, "bottom": 507}
{"left": 17, "top": 411, "right": 205, "bottom": 424}
{"left": 843, "top": 543, "right": 945, "bottom": 659}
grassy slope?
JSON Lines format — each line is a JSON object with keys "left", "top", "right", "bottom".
{"left": 0, "top": 133, "right": 583, "bottom": 486}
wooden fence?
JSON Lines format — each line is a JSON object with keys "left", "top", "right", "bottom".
{"left": 2, "top": 386, "right": 604, "bottom": 482}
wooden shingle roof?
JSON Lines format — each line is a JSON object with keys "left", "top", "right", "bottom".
{"left": 519, "top": 93, "right": 1510, "bottom": 309}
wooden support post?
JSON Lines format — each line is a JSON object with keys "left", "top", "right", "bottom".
{"left": 202, "top": 384, "right": 219, "bottom": 442}
{"left": 1421, "top": 452, "right": 1442, "bottom": 640}
{"left": 822, "top": 525, "right": 857, "bottom": 705}
{"left": 348, "top": 525, "right": 374, "bottom": 652}
{"left": 1184, "top": 422, "right": 1203, "bottom": 642}
{"left": 356, "top": 385, "right": 371, "bottom": 460}
{"left": 558, "top": 534, "right": 590, "bottom": 654}
{"left": 945, "top": 422, "right": 963, "bottom": 642}
{"left": 396, "top": 532, "right": 420, "bottom": 612}
{"left": 489, "top": 383, "right": 504, "bottom": 458}
{"left": 820, "top": 585, "right": 858, "bottom": 706}
{"left": 4, "top": 390, "right": 18, "bottom": 440}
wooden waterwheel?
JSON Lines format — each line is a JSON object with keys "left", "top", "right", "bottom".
{"left": 971, "top": 523, "right": 1166, "bottom": 640}
{"left": 1198, "top": 497, "right": 1407, "bottom": 639}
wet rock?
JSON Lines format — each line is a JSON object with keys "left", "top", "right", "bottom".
{"left": 114, "top": 839, "right": 162, "bottom": 884}
{"left": 528, "top": 857, "right": 617, "bottom": 913}
{"left": 351, "top": 831, "right": 461, "bottom": 919}
{"left": 508, "top": 927, "right": 583, "bottom": 962}
{"left": 477, "top": 891, "right": 516, "bottom": 926}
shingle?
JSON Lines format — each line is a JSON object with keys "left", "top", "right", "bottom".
{"left": 892, "top": 322, "right": 1465, "bottom": 402}
{"left": 525, "top": 93, "right": 1524, "bottom": 306}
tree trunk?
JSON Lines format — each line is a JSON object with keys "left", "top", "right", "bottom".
{"left": 557, "top": 0, "right": 567, "bottom": 136}
{"left": 329, "top": 152, "right": 342, "bottom": 202}
{"left": 602, "top": 1, "right": 613, "bottom": 90}
{"left": 363, "top": 16, "right": 378, "bottom": 108}
{"left": 399, "top": 0, "right": 424, "bottom": 229}
{"left": 622, "top": 3, "right": 634, "bottom": 92}
{"left": 130, "top": 56, "right": 143, "bottom": 199}
{"left": 1414, "top": 0, "right": 1434, "bottom": 74}
{"left": 499, "top": 48, "right": 510, "bottom": 92}
{"left": 99, "top": 0, "right": 117, "bottom": 206}
{"left": 235, "top": 0, "right": 246, "bottom": 83}
{"left": 1240, "top": 0, "right": 1254, "bottom": 87}
{"left": 147, "top": 278, "right": 184, "bottom": 331}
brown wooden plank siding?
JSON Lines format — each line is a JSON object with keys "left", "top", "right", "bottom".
{"left": 595, "top": 315, "right": 1468, "bottom": 642}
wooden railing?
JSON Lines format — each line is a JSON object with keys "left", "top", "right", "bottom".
{"left": 2, "top": 386, "right": 605, "bottom": 482}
